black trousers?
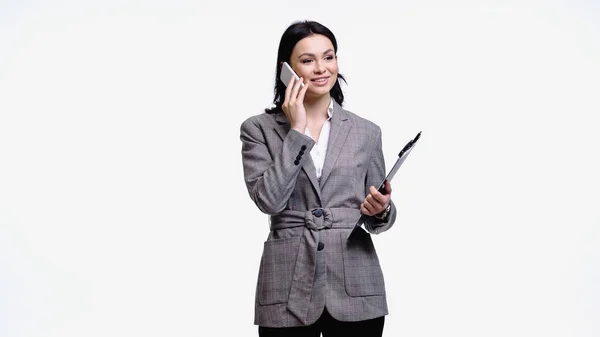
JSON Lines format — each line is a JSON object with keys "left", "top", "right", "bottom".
{"left": 258, "top": 309, "right": 385, "bottom": 337}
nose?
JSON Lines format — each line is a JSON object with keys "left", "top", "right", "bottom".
{"left": 314, "top": 60, "right": 326, "bottom": 74}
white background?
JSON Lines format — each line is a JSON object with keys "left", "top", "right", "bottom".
{"left": 1, "top": 1, "right": 599, "bottom": 336}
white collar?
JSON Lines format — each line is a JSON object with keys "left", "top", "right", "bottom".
{"left": 327, "top": 99, "right": 334, "bottom": 120}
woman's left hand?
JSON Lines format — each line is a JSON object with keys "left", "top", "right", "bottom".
{"left": 360, "top": 180, "right": 392, "bottom": 216}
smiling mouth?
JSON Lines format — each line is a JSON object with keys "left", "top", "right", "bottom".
{"left": 311, "top": 77, "right": 329, "bottom": 84}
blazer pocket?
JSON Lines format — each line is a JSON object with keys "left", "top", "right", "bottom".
{"left": 257, "top": 236, "right": 302, "bottom": 305}
{"left": 341, "top": 230, "right": 386, "bottom": 297}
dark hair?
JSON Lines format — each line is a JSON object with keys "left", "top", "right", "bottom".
{"left": 265, "top": 20, "right": 347, "bottom": 114}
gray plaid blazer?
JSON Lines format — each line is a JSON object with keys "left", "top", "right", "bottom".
{"left": 240, "top": 100, "right": 397, "bottom": 328}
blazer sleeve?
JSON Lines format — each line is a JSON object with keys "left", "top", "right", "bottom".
{"left": 240, "top": 117, "right": 315, "bottom": 215}
{"left": 363, "top": 125, "right": 397, "bottom": 234}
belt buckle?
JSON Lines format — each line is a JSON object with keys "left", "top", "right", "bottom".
{"left": 307, "top": 208, "right": 331, "bottom": 230}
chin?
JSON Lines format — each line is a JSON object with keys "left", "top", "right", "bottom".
{"left": 309, "top": 85, "right": 334, "bottom": 97}
{"left": 306, "top": 90, "right": 330, "bottom": 100}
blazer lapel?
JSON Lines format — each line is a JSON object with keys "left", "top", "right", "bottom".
{"left": 319, "top": 101, "right": 351, "bottom": 189}
{"left": 273, "top": 112, "right": 322, "bottom": 201}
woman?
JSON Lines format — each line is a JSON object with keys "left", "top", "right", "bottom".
{"left": 240, "top": 20, "right": 397, "bottom": 337}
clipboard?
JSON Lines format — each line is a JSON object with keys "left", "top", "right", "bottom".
{"left": 347, "top": 131, "right": 422, "bottom": 240}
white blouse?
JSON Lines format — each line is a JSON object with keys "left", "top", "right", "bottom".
{"left": 304, "top": 99, "right": 334, "bottom": 179}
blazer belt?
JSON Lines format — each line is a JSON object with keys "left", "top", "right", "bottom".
{"left": 269, "top": 207, "right": 362, "bottom": 230}
{"left": 267, "top": 207, "right": 362, "bottom": 325}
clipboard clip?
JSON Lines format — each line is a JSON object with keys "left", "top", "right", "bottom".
{"left": 399, "top": 131, "right": 421, "bottom": 158}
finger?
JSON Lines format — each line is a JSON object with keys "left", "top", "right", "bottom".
{"left": 385, "top": 179, "right": 392, "bottom": 194}
{"left": 366, "top": 193, "right": 384, "bottom": 210}
{"left": 369, "top": 186, "right": 385, "bottom": 204}
{"left": 361, "top": 202, "right": 375, "bottom": 215}
{"left": 360, "top": 203, "right": 369, "bottom": 215}
{"left": 291, "top": 77, "right": 303, "bottom": 99}
{"left": 366, "top": 201, "right": 377, "bottom": 215}
{"left": 297, "top": 77, "right": 309, "bottom": 100}
{"left": 370, "top": 186, "right": 391, "bottom": 207}
{"left": 284, "top": 76, "right": 294, "bottom": 104}
{"left": 365, "top": 195, "right": 379, "bottom": 213}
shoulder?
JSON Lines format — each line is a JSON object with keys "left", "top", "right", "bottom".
{"left": 240, "top": 110, "right": 281, "bottom": 134}
{"left": 339, "top": 105, "right": 382, "bottom": 135}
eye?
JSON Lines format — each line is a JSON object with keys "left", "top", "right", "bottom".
{"left": 325, "top": 55, "right": 335, "bottom": 61}
{"left": 301, "top": 59, "right": 313, "bottom": 64}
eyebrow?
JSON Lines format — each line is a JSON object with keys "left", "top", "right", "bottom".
{"left": 297, "top": 49, "right": 335, "bottom": 58}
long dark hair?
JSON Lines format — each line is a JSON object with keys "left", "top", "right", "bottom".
{"left": 265, "top": 20, "right": 347, "bottom": 114}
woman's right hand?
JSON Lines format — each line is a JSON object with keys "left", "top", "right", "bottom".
{"left": 282, "top": 76, "right": 309, "bottom": 133}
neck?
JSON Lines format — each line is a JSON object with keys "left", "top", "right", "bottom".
{"left": 303, "top": 94, "right": 332, "bottom": 120}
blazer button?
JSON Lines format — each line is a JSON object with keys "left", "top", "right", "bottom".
{"left": 296, "top": 155, "right": 302, "bottom": 161}
{"left": 299, "top": 149, "right": 305, "bottom": 155}
{"left": 312, "top": 208, "right": 323, "bottom": 217}
{"left": 301, "top": 145, "right": 307, "bottom": 151}
{"left": 294, "top": 160, "right": 300, "bottom": 165}
{"left": 317, "top": 242, "right": 324, "bottom": 251}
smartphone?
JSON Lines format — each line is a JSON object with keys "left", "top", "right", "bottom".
{"left": 280, "top": 62, "right": 304, "bottom": 88}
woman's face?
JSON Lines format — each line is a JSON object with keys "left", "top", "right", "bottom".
{"left": 289, "top": 34, "right": 338, "bottom": 99}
